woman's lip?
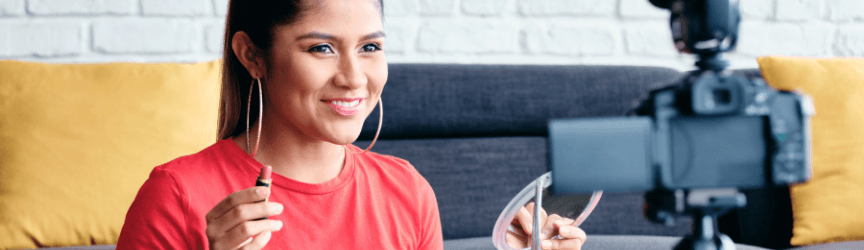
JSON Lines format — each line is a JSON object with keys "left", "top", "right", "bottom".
{"left": 322, "top": 97, "right": 364, "bottom": 102}
{"left": 324, "top": 98, "right": 363, "bottom": 116}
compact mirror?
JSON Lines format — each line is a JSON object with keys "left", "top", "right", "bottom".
{"left": 492, "top": 172, "right": 602, "bottom": 250}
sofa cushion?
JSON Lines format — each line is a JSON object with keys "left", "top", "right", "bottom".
{"left": 0, "top": 60, "right": 221, "bottom": 248}
{"left": 757, "top": 56, "right": 864, "bottom": 246}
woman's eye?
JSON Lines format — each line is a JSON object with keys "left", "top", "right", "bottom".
{"left": 308, "top": 44, "right": 334, "bottom": 54}
{"left": 361, "top": 43, "right": 382, "bottom": 53}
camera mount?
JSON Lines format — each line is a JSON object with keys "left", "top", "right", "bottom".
{"left": 645, "top": 189, "right": 746, "bottom": 250}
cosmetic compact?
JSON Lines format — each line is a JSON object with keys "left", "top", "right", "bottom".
{"left": 492, "top": 172, "right": 602, "bottom": 250}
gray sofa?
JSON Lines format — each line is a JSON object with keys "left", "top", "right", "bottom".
{"left": 354, "top": 64, "right": 862, "bottom": 250}
{"left": 47, "top": 64, "right": 862, "bottom": 250}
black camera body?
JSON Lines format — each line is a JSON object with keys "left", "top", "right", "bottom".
{"left": 633, "top": 70, "right": 814, "bottom": 190}
{"left": 549, "top": 0, "right": 814, "bottom": 194}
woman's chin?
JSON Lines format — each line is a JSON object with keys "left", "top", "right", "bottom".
{"left": 325, "top": 132, "right": 363, "bottom": 146}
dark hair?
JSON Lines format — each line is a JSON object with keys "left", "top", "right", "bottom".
{"left": 217, "top": 0, "right": 384, "bottom": 140}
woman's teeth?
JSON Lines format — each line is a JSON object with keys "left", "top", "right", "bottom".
{"left": 332, "top": 100, "right": 360, "bottom": 107}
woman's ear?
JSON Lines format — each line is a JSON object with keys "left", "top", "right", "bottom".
{"left": 231, "top": 31, "right": 266, "bottom": 79}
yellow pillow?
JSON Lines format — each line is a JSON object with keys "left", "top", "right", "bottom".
{"left": 757, "top": 56, "right": 864, "bottom": 246}
{"left": 0, "top": 60, "right": 221, "bottom": 248}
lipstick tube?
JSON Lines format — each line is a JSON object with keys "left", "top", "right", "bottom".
{"left": 255, "top": 166, "right": 272, "bottom": 220}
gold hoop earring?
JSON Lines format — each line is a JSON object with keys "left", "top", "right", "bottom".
{"left": 349, "top": 98, "right": 383, "bottom": 154}
{"left": 246, "top": 78, "right": 263, "bottom": 157}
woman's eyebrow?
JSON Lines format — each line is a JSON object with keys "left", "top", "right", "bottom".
{"left": 361, "top": 31, "right": 386, "bottom": 41}
{"left": 297, "top": 32, "right": 336, "bottom": 41}
{"left": 296, "top": 31, "right": 386, "bottom": 42}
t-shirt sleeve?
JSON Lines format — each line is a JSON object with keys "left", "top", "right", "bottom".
{"left": 415, "top": 171, "right": 444, "bottom": 250}
{"left": 117, "top": 166, "right": 191, "bottom": 249}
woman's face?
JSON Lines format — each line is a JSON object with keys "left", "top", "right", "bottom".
{"left": 263, "top": 0, "right": 386, "bottom": 145}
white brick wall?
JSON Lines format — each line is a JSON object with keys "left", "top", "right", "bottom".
{"left": 0, "top": 0, "right": 25, "bottom": 16}
{"left": 28, "top": 0, "right": 136, "bottom": 15}
{"left": 92, "top": 19, "right": 199, "bottom": 54}
{"left": 0, "top": 0, "right": 861, "bottom": 70}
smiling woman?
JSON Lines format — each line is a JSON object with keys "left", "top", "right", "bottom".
{"left": 115, "top": 0, "right": 444, "bottom": 249}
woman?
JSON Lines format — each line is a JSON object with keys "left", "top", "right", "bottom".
{"left": 117, "top": 0, "right": 586, "bottom": 249}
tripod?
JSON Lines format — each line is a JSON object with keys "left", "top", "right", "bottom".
{"left": 645, "top": 189, "right": 747, "bottom": 250}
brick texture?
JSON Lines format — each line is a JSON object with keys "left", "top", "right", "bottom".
{"left": 214, "top": 0, "right": 229, "bottom": 16}
{"left": 0, "top": 0, "right": 24, "bottom": 16}
{"left": 624, "top": 22, "right": 677, "bottom": 56}
{"left": 418, "top": 0, "right": 455, "bottom": 16}
{"left": 518, "top": 0, "right": 615, "bottom": 16}
{"left": 0, "top": 0, "right": 860, "bottom": 66}
{"left": 27, "top": 0, "right": 135, "bottom": 15}
{"left": 825, "top": 0, "right": 864, "bottom": 21}
{"left": 383, "top": 0, "right": 415, "bottom": 16}
{"left": 524, "top": 22, "right": 619, "bottom": 56}
{"left": 462, "top": 0, "right": 508, "bottom": 16}
{"left": 205, "top": 21, "right": 225, "bottom": 53}
{"left": 620, "top": 0, "right": 668, "bottom": 19}
{"left": 141, "top": 0, "right": 212, "bottom": 16}
{"left": 418, "top": 20, "right": 519, "bottom": 53}
{"left": 0, "top": 22, "right": 81, "bottom": 56}
{"left": 776, "top": 0, "right": 822, "bottom": 21}
{"left": 383, "top": 19, "right": 415, "bottom": 53}
{"left": 92, "top": 19, "right": 198, "bottom": 54}
{"left": 834, "top": 24, "right": 864, "bottom": 56}
{"left": 739, "top": 0, "right": 774, "bottom": 19}
{"left": 735, "top": 21, "right": 834, "bottom": 57}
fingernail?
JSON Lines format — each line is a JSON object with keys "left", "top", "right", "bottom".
{"left": 274, "top": 203, "right": 284, "bottom": 213}
{"left": 560, "top": 227, "right": 569, "bottom": 234}
{"left": 275, "top": 220, "right": 283, "bottom": 230}
{"left": 576, "top": 238, "right": 583, "bottom": 246}
{"left": 541, "top": 240, "right": 551, "bottom": 249}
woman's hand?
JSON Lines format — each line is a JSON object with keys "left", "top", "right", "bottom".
{"left": 506, "top": 202, "right": 587, "bottom": 250}
{"left": 205, "top": 186, "right": 284, "bottom": 250}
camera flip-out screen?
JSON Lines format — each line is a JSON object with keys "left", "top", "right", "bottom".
{"left": 549, "top": 118, "right": 653, "bottom": 194}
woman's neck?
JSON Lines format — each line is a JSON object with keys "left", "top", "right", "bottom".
{"left": 233, "top": 120, "right": 346, "bottom": 184}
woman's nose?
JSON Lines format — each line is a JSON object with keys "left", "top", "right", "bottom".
{"left": 333, "top": 55, "right": 368, "bottom": 89}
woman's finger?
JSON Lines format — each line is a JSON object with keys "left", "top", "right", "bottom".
{"left": 208, "top": 202, "right": 284, "bottom": 237}
{"left": 239, "top": 231, "right": 273, "bottom": 250}
{"left": 206, "top": 186, "right": 271, "bottom": 223}
{"left": 212, "top": 219, "right": 283, "bottom": 250}
{"left": 555, "top": 223, "right": 587, "bottom": 244}
{"left": 541, "top": 238, "right": 583, "bottom": 250}
{"left": 515, "top": 206, "right": 533, "bottom": 235}
{"left": 540, "top": 214, "right": 563, "bottom": 239}
{"left": 506, "top": 229, "right": 530, "bottom": 248}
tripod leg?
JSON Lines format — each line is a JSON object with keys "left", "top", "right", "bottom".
{"left": 673, "top": 214, "right": 737, "bottom": 250}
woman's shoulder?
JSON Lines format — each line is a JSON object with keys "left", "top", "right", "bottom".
{"left": 351, "top": 146, "right": 431, "bottom": 188}
{"left": 352, "top": 146, "right": 415, "bottom": 172}
{"left": 154, "top": 139, "right": 244, "bottom": 178}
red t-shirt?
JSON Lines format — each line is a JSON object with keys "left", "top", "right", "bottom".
{"left": 117, "top": 139, "right": 443, "bottom": 250}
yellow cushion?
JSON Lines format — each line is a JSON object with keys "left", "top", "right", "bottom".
{"left": 0, "top": 60, "right": 221, "bottom": 248}
{"left": 757, "top": 56, "right": 864, "bottom": 246}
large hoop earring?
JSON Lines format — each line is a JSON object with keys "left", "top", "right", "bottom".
{"left": 349, "top": 98, "right": 383, "bottom": 154}
{"left": 246, "top": 78, "right": 263, "bottom": 157}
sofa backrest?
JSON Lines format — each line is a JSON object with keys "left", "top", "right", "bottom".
{"left": 354, "top": 64, "right": 692, "bottom": 240}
